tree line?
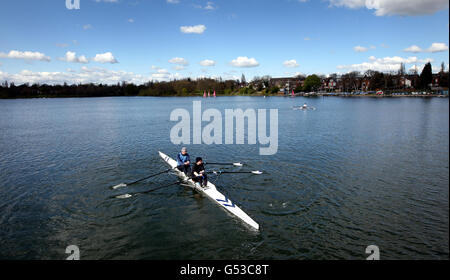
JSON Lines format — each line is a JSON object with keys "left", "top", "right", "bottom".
{"left": 0, "top": 63, "right": 448, "bottom": 99}
{"left": 0, "top": 78, "right": 241, "bottom": 99}
{"left": 337, "top": 62, "right": 448, "bottom": 92}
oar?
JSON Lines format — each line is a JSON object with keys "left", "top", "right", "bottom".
{"left": 209, "top": 170, "right": 264, "bottom": 175}
{"left": 115, "top": 181, "right": 180, "bottom": 199}
{"left": 206, "top": 162, "right": 244, "bottom": 167}
{"left": 111, "top": 168, "right": 172, "bottom": 189}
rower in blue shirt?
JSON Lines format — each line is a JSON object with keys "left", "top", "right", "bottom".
{"left": 176, "top": 147, "right": 191, "bottom": 176}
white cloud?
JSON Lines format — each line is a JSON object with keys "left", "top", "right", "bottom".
{"left": 230, "top": 56, "right": 260, "bottom": 68}
{"left": 427, "top": 42, "right": 449, "bottom": 53}
{"left": 329, "top": 0, "right": 449, "bottom": 16}
{"left": 156, "top": 68, "right": 169, "bottom": 74}
{"left": 283, "top": 59, "right": 300, "bottom": 68}
{"left": 195, "top": 1, "right": 217, "bottom": 10}
{"left": 354, "top": 45, "right": 369, "bottom": 52}
{"left": 150, "top": 68, "right": 182, "bottom": 81}
{"left": 59, "top": 51, "right": 89, "bottom": 64}
{"left": 0, "top": 67, "right": 148, "bottom": 85}
{"left": 128, "top": 18, "right": 134, "bottom": 23}
{"left": 199, "top": 59, "right": 216, "bottom": 66}
{"left": 404, "top": 45, "right": 423, "bottom": 53}
{"left": 166, "top": 0, "right": 179, "bottom": 3}
{"left": 0, "top": 50, "right": 51, "bottom": 62}
{"left": 222, "top": 72, "right": 240, "bottom": 81}
{"left": 404, "top": 43, "right": 449, "bottom": 53}
{"left": 337, "top": 56, "right": 434, "bottom": 72}
{"left": 83, "top": 24, "right": 92, "bottom": 30}
{"left": 284, "top": 71, "right": 304, "bottom": 77}
{"left": 409, "top": 64, "right": 424, "bottom": 73}
{"left": 204, "top": 2, "right": 216, "bottom": 10}
{"left": 92, "top": 52, "right": 118, "bottom": 64}
{"left": 169, "top": 57, "right": 189, "bottom": 66}
{"left": 173, "top": 65, "right": 186, "bottom": 71}
{"left": 180, "top": 25, "right": 206, "bottom": 34}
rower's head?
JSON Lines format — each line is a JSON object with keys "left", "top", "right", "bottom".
{"left": 195, "top": 157, "right": 203, "bottom": 165}
{"left": 181, "top": 147, "right": 187, "bottom": 155}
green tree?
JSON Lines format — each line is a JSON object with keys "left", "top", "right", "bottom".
{"left": 269, "top": 86, "right": 279, "bottom": 94}
{"left": 303, "top": 75, "right": 321, "bottom": 92}
{"left": 419, "top": 62, "right": 432, "bottom": 89}
{"left": 438, "top": 62, "right": 449, "bottom": 88}
{"left": 369, "top": 72, "right": 385, "bottom": 90}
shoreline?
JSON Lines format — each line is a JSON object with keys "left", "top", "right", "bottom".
{"left": 0, "top": 94, "right": 448, "bottom": 100}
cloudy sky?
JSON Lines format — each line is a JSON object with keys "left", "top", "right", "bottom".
{"left": 0, "top": 0, "right": 448, "bottom": 85}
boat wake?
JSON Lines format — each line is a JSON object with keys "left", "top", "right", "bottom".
{"left": 293, "top": 106, "right": 316, "bottom": 111}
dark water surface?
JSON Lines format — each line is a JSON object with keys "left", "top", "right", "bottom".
{"left": 0, "top": 96, "right": 448, "bottom": 260}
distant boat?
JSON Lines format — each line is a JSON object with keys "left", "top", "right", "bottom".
{"left": 208, "top": 91, "right": 210, "bottom": 97}
{"left": 291, "top": 90, "right": 295, "bottom": 97}
{"left": 203, "top": 90, "right": 207, "bottom": 98}
{"left": 376, "top": 90, "right": 384, "bottom": 95}
{"left": 213, "top": 90, "right": 216, "bottom": 97}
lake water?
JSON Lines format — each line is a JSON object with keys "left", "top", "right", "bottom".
{"left": 0, "top": 96, "right": 448, "bottom": 260}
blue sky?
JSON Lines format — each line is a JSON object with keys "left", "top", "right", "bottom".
{"left": 0, "top": 0, "right": 448, "bottom": 85}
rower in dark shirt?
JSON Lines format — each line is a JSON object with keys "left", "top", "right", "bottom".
{"left": 192, "top": 157, "right": 208, "bottom": 188}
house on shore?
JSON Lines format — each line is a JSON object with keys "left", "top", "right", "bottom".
{"left": 270, "top": 77, "right": 304, "bottom": 93}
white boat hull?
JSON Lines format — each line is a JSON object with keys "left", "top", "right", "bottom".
{"left": 159, "top": 151, "right": 259, "bottom": 231}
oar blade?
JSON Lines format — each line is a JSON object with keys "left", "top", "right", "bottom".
{"left": 207, "top": 162, "right": 244, "bottom": 167}
{"left": 116, "top": 194, "right": 133, "bottom": 199}
{"left": 112, "top": 183, "right": 127, "bottom": 190}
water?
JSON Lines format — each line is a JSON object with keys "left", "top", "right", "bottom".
{"left": 0, "top": 96, "right": 448, "bottom": 260}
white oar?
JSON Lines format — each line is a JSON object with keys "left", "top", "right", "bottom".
{"left": 206, "top": 162, "right": 244, "bottom": 167}
{"left": 210, "top": 170, "right": 263, "bottom": 175}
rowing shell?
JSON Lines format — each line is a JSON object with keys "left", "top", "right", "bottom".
{"left": 159, "top": 151, "right": 260, "bottom": 231}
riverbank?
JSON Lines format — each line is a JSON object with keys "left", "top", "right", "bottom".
{"left": 305, "top": 94, "right": 449, "bottom": 98}
{"left": 1, "top": 94, "right": 448, "bottom": 99}
{"left": 1, "top": 87, "right": 448, "bottom": 99}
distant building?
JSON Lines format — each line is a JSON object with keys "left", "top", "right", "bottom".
{"left": 322, "top": 78, "right": 337, "bottom": 91}
{"left": 270, "top": 77, "right": 303, "bottom": 93}
{"left": 361, "top": 79, "right": 370, "bottom": 91}
{"left": 432, "top": 75, "right": 440, "bottom": 87}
